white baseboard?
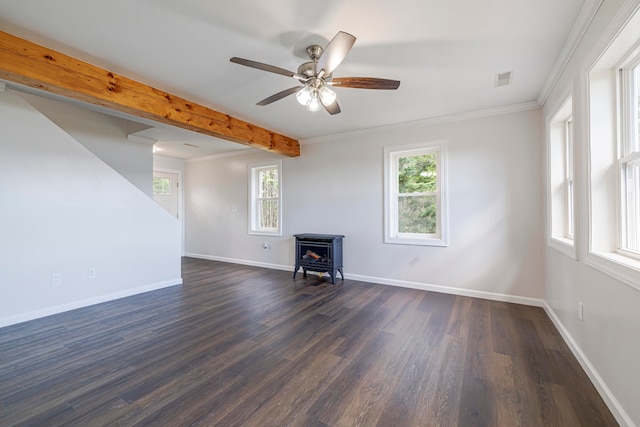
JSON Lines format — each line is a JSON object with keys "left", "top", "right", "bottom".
{"left": 185, "top": 253, "right": 292, "bottom": 272}
{"left": 185, "top": 253, "right": 544, "bottom": 307}
{"left": 0, "top": 278, "right": 183, "bottom": 329}
{"left": 345, "top": 273, "right": 544, "bottom": 307}
{"left": 543, "top": 302, "right": 635, "bottom": 427}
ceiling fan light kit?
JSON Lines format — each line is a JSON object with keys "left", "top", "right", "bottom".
{"left": 230, "top": 31, "right": 400, "bottom": 115}
{"left": 295, "top": 79, "right": 337, "bottom": 111}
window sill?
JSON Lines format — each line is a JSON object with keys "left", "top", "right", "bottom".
{"left": 584, "top": 251, "right": 640, "bottom": 292}
{"left": 385, "top": 236, "right": 448, "bottom": 247}
{"left": 549, "top": 236, "right": 576, "bottom": 259}
{"left": 249, "top": 230, "right": 281, "bottom": 237}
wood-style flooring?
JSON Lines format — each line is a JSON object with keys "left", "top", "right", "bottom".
{"left": 0, "top": 257, "right": 617, "bottom": 426}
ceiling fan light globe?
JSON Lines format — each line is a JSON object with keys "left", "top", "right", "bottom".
{"left": 296, "top": 86, "right": 312, "bottom": 106}
{"left": 319, "top": 86, "right": 337, "bottom": 106}
{"left": 306, "top": 95, "right": 322, "bottom": 111}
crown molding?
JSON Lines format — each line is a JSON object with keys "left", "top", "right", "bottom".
{"left": 301, "top": 101, "right": 540, "bottom": 145}
{"left": 537, "top": 0, "right": 604, "bottom": 106}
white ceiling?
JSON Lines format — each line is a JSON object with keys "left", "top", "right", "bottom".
{"left": 0, "top": 0, "right": 586, "bottom": 159}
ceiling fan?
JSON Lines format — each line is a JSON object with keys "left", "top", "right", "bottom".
{"left": 230, "top": 31, "right": 400, "bottom": 115}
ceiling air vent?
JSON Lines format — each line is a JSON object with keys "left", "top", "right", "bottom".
{"left": 495, "top": 71, "right": 512, "bottom": 87}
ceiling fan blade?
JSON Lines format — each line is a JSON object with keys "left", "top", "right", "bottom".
{"left": 331, "top": 77, "right": 401, "bottom": 90}
{"left": 315, "top": 31, "right": 356, "bottom": 76}
{"left": 323, "top": 99, "right": 341, "bottom": 115}
{"left": 230, "top": 57, "right": 302, "bottom": 79}
{"left": 256, "top": 86, "right": 304, "bottom": 106}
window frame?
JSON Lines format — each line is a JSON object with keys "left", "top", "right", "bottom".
{"left": 384, "top": 140, "right": 449, "bottom": 247}
{"left": 248, "top": 161, "right": 282, "bottom": 236}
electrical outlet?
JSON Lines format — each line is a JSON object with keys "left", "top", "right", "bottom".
{"left": 88, "top": 268, "right": 97, "bottom": 279}
{"left": 231, "top": 205, "right": 238, "bottom": 213}
{"left": 578, "top": 301, "right": 584, "bottom": 322}
{"left": 51, "top": 273, "right": 62, "bottom": 286}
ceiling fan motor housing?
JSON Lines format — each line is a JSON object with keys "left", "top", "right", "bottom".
{"left": 298, "top": 46, "right": 332, "bottom": 81}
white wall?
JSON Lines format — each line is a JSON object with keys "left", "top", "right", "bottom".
{"left": 185, "top": 107, "right": 544, "bottom": 303}
{"left": 542, "top": 0, "right": 640, "bottom": 425}
{"left": 0, "top": 91, "right": 182, "bottom": 327}
{"left": 16, "top": 92, "right": 154, "bottom": 196}
{"left": 154, "top": 155, "right": 185, "bottom": 173}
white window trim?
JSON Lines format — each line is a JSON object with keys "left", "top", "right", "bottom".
{"left": 546, "top": 92, "right": 577, "bottom": 259}
{"left": 384, "top": 140, "right": 449, "bottom": 247}
{"left": 248, "top": 160, "right": 282, "bottom": 236}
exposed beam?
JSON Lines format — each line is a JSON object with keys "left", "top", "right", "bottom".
{"left": 0, "top": 31, "right": 300, "bottom": 157}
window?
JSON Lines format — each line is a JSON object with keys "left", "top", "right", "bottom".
{"left": 384, "top": 141, "right": 448, "bottom": 246}
{"left": 585, "top": 6, "right": 640, "bottom": 289}
{"left": 249, "top": 161, "right": 282, "bottom": 236}
{"left": 619, "top": 59, "right": 640, "bottom": 255}
{"left": 547, "top": 95, "right": 575, "bottom": 256}
{"left": 153, "top": 177, "right": 171, "bottom": 195}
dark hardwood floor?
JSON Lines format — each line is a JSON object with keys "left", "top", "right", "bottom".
{"left": 0, "top": 257, "right": 617, "bottom": 426}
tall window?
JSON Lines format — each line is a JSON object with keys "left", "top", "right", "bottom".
{"left": 586, "top": 6, "right": 640, "bottom": 289}
{"left": 249, "top": 162, "right": 282, "bottom": 236}
{"left": 548, "top": 94, "right": 575, "bottom": 255}
{"left": 384, "top": 141, "right": 448, "bottom": 247}
{"left": 620, "top": 60, "right": 640, "bottom": 255}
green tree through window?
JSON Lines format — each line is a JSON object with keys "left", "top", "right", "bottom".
{"left": 397, "top": 153, "right": 438, "bottom": 234}
{"left": 258, "top": 168, "right": 278, "bottom": 230}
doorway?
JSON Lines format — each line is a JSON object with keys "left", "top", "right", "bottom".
{"left": 153, "top": 171, "right": 179, "bottom": 218}
{"left": 153, "top": 169, "right": 184, "bottom": 255}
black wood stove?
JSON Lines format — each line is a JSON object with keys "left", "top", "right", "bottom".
{"left": 293, "top": 234, "right": 344, "bottom": 284}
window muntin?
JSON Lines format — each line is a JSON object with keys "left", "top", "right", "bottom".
{"left": 249, "top": 162, "right": 282, "bottom": 236}
{"left": 385, "top": 142, "right": 448, "bottom": 246}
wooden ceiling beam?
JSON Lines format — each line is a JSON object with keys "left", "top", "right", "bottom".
{"left": 0, "top": 31, "right": 300, "bottom": 157}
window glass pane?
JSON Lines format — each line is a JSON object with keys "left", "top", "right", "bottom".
{"left": 153, "top": 177, "right": 171, "bottom": 195}
{"left": 258, "top": 199, "right": 279, "bottom": 229}
{"left": 398, "top": 154, "right": 437, "bottom": 194}
{"left": 259, "top": 169, "right": 278, "bottom": 198}
{"left": 398, "top": 194, "right": 437, "bottom": 234}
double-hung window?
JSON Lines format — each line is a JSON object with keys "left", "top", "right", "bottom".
{"left": 384, "top": 141, "right": 448, "bottom": 246}
{"left": 548, "top": 95, "right": 575, "bottom": 255}
{"left": 249, "top": 161, "right": 282, "bottom": 236}
{"left": 585, "top": 7, "right": 640, "bottom": 289}
{"left": 619, "top": 59, "right": 640, "bottom": 256}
